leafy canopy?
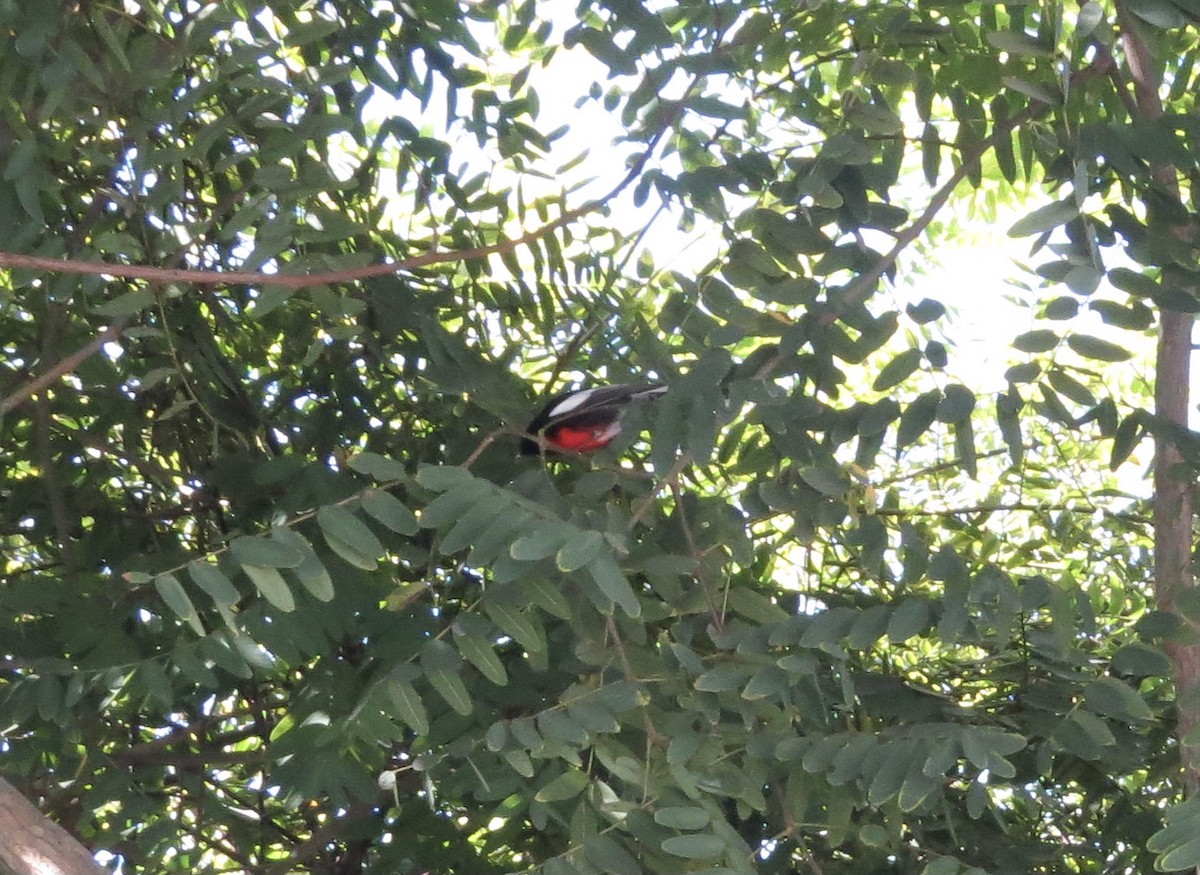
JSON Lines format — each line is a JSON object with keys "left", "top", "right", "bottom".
{"left": 1, "top": 1, "right": 1198, "bottom": 873}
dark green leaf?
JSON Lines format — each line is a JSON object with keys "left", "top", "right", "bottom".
{"left": 230, "top": 535, "right": 304, "bottom": 569}
{"left": 385, "top": 678, "right": 429, "bottom": 735}
{"left": 1012, "top": 329, "right": 1059, "bottom": 353}
{"left": 1083, "top": 677, "right": 1153, "bottom": 721}
{"left": 534, "top": 768, "right": 589, "bottom": 802}
{"left": 897, "top": 391, "right": 940, "bottom": 449}
{"left": 556, "top": 530, "right": 603, "bottom": 572}
{"left": 1067, "top": 334, "right": 1132, "bottom": 362}
{"left": 453, "top": 614, "right": 508, "bottom": 686}
{"left": 654, "top": 806, "right": 711, "bottom": 830}
{"left": 154, "top": 573, "right": 204, "bottom": 635}
{"left": 589, "top": 554, "right": 640, "bottom": 617}
{"left": 242, "top": 565, "right": 295, "bottom": 612}
{"left": 1008, "top": 199, "right": 1078, "bottom": 236}
{"left": 188, "top": 562, "right": 241, "bottom": 609}
{"left": 584, "top": 835, "right": 640, "bottom": 875}
{"left": 349, "top": 452, "right": 409, "bottom": 480}
{"left": 318, "top": 505, "right": 383, "bottom": 569}
{"left": 361, "top": 489, "right": 419, "bottom": 535}
{"left": 873, "top": 348, "right": 922, "bottom": 391}
{"left": 660, "top": 834, "right": 725, "bottom": 860}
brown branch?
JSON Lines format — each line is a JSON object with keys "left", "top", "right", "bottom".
{"left": 825, "top": 51, "right": 1120, "bottom": 327}
{"left": 0, "top": 101, "right": 688, "bottom": 421}
{"left": 0, "top": 778, "right": 108, "bottom": 875}
{"left": 108, "top": 724, "right": 262, "bottom": 767}
{"left": 32, "top": 396, "right": 75, "bottom": 570}
{"left": 0, "top": 115, "right": 675, "bottom": 292}
{"left": 825, "top": 101, "right": 1043, "bottom": 325}
{"left": 0, "top": 317, "right": 128, "bottom": 415}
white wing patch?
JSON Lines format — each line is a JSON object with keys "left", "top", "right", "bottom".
{"left": 546, "top": 388, "right": 598, "bottom": 417}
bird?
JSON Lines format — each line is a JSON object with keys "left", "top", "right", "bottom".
{"left": 520, "top": 383, "right": 667, "bottom": 456}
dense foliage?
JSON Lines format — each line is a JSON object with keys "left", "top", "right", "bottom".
{"left": 2, "top": 1, "right": 1198, "bottom": 873}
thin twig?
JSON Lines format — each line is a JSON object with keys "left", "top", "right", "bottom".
{"left": 629, "top": 452, "right": 692, "bottom": 527}
{"left": 0, "top": 317, "right": 128, "bottom": 415}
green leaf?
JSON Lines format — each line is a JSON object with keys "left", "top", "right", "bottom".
{"left": 742, "top": 665, "right": 788, "bottom": 700}
{"left": 510, "top": 526, "right": 568, "bottom": 561}
{"left": 485, "top": 594, "right": 548, "bottom": 655}
{"left": 689, "top": 96, "right": 750, "bottom": 121}
{"left": 538, "top": 708, "right": 588, "bottom": 745}
{"left": 96, "top": 289, "right": 156, "bottom": 317}
{"left": 1043, "top": 296, "right": 1080, "bottom": 320}
{"left": 1077, "top": 1, "right": 1104, "bottom": 37}
{"left": 523, "top": 576, "right": 573, "bottom": 620}
{"left": 1159, "top": 836, "right": 1200, "bottom": 872}
{"left": 503, "top": 749, "right": 535, "bottom": 778}
{"left": 1067, "top": 709, "right": 1115, "bottom": 749}
{"left": 583, "top": 835, "right": 640, "bottom": 875}
{"left": 249, "top": 284, "right": 296, "bottom": 319}
{"left": 1001, "top": 76, "right": 1062, "bottom": 106}
{"left": 936, "top": 385, "right": 975, "bottom": 423}
{"left": 361, "top": 489, "right": 419, "bottom": 535}
{"left": 421, "top": 639, "right": 473, "bottom": 715}
{"left": 906, "top": 298, "right": 945, "bottom": 323}
{"left": 986, "top": 30, "right": 1053, "bottom": 56}
{"left": 534, "top": 768, "right": 589, "bottom": 802}
{"left": 1066, "top": 334, "right": 1132, "bottom": 362}
{"left": 242, "top": 565, "right": 296, "bottom": 612}
{"left": 996, "top": 389, "right": 1024, "bottom": 466}
{"left": 154, "top": 573, "right": 204, "bottom": 635}
{"left": 897, "top": 391, "right": 940, "bottom": 449}
{"left": 348, "top": 452, "right": 409, "bottom": 480}
{"left": 1046, "top": 369, "right": 1096, "bottom": 406}
{"left": 556, "top": 530, "right": 604, "bottom": 572}
{"left": 271, "top": 529, "right": 335, "bottom": 602}
{"left": 1110, "top": 412, "right": 1145, "bottom": 469}
{"left": 797, "top": 463, "right": 847, "bottom": 496}
{"left": 1064, "top": 264, "right": 1102, "bottom": 296}
{"left": 453, "top": 615, "right": 508, "bottom": 686}
{"left": 873, "top": 348, "right": 921, "bottom": 391}
{"left": 1083, "top": 676, "right": 1153, "bottom": 721}
{"left": 867, "top": 743, "right": 909, "bottom": 804}
{"left": 654, "top": 806, "right": 711, "bottom": 830}
{"left": 564, "top": 698, "right": 619, "bottom": 735}
{"left": 1012, "top": 329, "right": 1059, "bottom": 353}
{"left": 318, "top": 505, "right": 383, "bottom": 570}
{"left": 847, "top": 102, "right": 903, "bottom": 134}
{"left": 887, "top": 598, "right": 931, "bottom": 642}
{"left": 384, "top": 677, "right": 429, "bottom": 735}
{"left": 726, "top": 588, "right": 789, "bottom": 624}
{"left": 441, "top": 493, "right": 516, "bottom": 555}
{"left": 1008, "top": 199, "right": 1078, "bottom": 236}
{"left": 588, "top": 553, "right": 641, "bottom": 617}
{"left": 230, "top": 534, "right": 304, "bottom": 569}
{"left": 188, "top": 562, "right": 241, "bottom": 609}
{"left": 660, "top": 834, "right": 725, "bottom": 860}
{"left": 415, "top": 464, "right": 474, "bottom": 492}
{"left": 1111, "top": 642, "right": 1171, "bottom": 677}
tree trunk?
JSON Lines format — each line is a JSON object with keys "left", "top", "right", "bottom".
{"left": 1117, "top": 2, "right": 1200, "bottom": 790}
{"left": 0, "top": 778, "right": 108, "bottom": 875}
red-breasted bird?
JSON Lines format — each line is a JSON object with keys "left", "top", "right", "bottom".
{"left": 521, "top": 383, "right": 667, "bottom": 456}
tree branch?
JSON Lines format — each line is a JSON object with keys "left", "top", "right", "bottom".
{"left": 0, "top": 116, "right": 675, "bottom": 292}
{"left": 0, "top": 317, "right": 128, "bottom": 415}
{"left": 0, "top": 778, "right": 107, "bottom": 875}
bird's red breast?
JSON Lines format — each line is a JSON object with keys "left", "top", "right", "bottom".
{"left": 522, "top": 383, "right": 666, "bottom": 456}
